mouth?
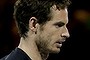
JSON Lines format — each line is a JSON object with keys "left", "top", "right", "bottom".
{"left": 56, "top": 39, "right": 66, "bottom": 48}
{"left": 56, "top": 39, "right": 66, "bottom": 44}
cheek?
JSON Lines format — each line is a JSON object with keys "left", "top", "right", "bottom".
{"left": 40, "top": 30, "right": 54, "bottom": 46}
{"left": 50, "top": 29, "right": 61, "bottom": 40}
{"left": 41, "top": 26, "right": 63, "bottom": 44}
{"left": 47, "top": 28, "right": 61, "bottom": 39}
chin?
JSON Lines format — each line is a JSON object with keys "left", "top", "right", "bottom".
{"left": 50, "top": 48, "right": 61, "bottom": 54}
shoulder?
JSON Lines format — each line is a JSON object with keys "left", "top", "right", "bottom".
{"left": 0, "top": 55, "right": 9, "bottom": 60}
{"left": 0, "top": 52, "right": 15, "bottom": 60}
{"left": 0, "top": 48, "right": 31, "bottom": 60}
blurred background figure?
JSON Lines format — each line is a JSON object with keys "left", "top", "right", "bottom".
{"left": 0, "top": 0, "right": 90, "bottom": 60}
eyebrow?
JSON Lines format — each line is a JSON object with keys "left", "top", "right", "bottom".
{"left": 53, "top": 21, "right": 65, "bottom": 26}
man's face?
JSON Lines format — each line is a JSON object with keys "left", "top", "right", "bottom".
{"left": 36, "top": 5, "right": 70, "bottom": 53}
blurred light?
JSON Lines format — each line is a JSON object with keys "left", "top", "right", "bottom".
{"left": 74, "top": 10, "right": 90, "bottom": 23}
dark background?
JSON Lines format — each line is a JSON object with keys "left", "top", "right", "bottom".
{"left": 0, "top": 0, "right": 90, "bottom": 60}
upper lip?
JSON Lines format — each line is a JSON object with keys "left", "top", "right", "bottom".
{"left": 56, "top": 39, "right": 66, "bottom": 44}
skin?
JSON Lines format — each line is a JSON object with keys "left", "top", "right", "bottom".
{"left": 18, "top": 5, "right": 70, "bottom": 60}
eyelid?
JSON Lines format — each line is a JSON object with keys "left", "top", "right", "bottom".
{"left": 53, "top": 22, "right": 65, "bottom": 27}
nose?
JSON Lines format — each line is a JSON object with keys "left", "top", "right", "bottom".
{"left": 61, "top": 28, "right": 70, "bottom": 38}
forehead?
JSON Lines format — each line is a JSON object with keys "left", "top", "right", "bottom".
{"left": 49, "top": 5, "right": 68, "bottom": 24}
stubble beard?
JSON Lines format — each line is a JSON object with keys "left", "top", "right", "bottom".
{"left": 35, "top": 34, "right": 50, "bottom": 60}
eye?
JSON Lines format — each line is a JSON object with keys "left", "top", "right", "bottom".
{"left": 53, "top": 22, "right": 65, "bottom": 28}
{"left": 55, "top": 24, "right": 64, "bottom": 28}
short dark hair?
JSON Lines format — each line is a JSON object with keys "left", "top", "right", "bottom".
{"left": 13, "top": 0, "right": 71, "bottom": 37}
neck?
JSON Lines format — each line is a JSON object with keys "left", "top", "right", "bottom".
{"left": 18, "top": 37, "right": 49, "bottom": 60}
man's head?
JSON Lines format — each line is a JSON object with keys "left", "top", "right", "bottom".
{"left": 14, "top": 0, "right": 70, "bottom": 38}
{"left": 14, "top": 0, "right": 71, "bottom": 54}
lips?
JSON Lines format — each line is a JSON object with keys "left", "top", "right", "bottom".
{"left": 56, "top": 39, "right": 66, "bottom": 44}
{"left": 56, "top": 39, "right": 66, "bottom": 47}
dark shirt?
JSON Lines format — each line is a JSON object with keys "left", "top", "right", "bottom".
{"left": 0, "top": 48, "right": 31, "bottom": 60}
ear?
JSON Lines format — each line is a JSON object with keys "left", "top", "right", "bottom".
{"left": 29, "top": 17, "right": 38, "bottom": 33}
{"left": 52, "top": 5, "right": 57, "bottom": 10}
